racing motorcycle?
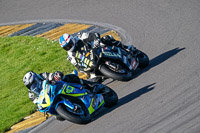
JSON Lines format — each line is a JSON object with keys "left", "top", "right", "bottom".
{"left": 75, "top": 45, "right": 149, "bottom": 81}
{"left": 35, "top": 70, "right": 118, "bottom": 124}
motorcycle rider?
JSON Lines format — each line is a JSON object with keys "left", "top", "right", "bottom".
{"left": 59, "top": 32, "right": 135, "bottom": 82}
{"left": 23, "top": 70, "right": 100, "bottom": 121}
{"left": 23, "top": 71, "right": 97, "bottom": 103}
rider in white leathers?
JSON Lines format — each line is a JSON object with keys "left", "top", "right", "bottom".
{"left": 59, "top": 32, "right": 135, "bottom": 81}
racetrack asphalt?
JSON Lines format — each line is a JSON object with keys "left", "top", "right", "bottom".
{"left": 1, "top": 0, "right": 200, "bottom": 133}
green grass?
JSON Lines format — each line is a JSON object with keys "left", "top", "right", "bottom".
{"left": 0, "top": 36, "right": 75, "bottom": 133}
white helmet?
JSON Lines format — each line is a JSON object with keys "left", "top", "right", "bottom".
{"left": 23, "top": 71, "right": 42, "bottom": 96}
{"left": 59, "top": 33, "right": 75, "bottom": 51}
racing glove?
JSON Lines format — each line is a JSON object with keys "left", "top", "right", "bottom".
{"left": 53, "top": 71, "right": 64, "bottom": 81}
{"left": 93, "top": 39, "right": 101, "bottom": 48}
{"left": 48, "top": 71, "right": 64, "bottom": 84}
{"left": 77, "top": 32, "right": 89, "bottom": 40}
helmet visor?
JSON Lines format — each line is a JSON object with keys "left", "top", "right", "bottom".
{"left": 30, "top": 77, "right": 42, "bottom": 96}
{"left": 64, "top": 39, "right": 74, "bottom": 51}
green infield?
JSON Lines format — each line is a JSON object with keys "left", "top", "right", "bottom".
{"left": 0, "top": 36, "right": 75, "bottom": 133}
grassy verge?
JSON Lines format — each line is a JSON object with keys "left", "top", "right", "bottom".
{"left": 0, "top": 36, "right": 75, "bottom": 133}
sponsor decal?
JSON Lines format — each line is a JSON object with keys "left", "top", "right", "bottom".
{"left": 63, "top": 85, "right": 74, "bottom": 93}
{"left": 130, "top": 58, "right": 138, "bottom": 70}
{"left": 103, "top": 51, "right": 121, "bottom": 58}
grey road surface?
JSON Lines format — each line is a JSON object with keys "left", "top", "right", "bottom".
{"left": 1, "top": 0, "right": 200, "bottom": 133}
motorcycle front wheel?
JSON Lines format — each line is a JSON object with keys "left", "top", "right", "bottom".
{"left": 56, "top": 101, "right": 91, "bottom": 124}
{"left": 99, "top": 86, "right": 118, "bottom": 107}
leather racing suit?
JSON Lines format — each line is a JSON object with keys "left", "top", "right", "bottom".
{"left": 28, "top": 71, "right": 97, "bottom": 103}
{"left": 67, "top": 32, "right": 134, "bottom": 74}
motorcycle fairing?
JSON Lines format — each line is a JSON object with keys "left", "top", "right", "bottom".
{"left": 36, "top": 80, "right": 105, "bottom": 116}
{"left": 80, "top": 94, "right": 104, "bottom": 114}
{"left": 37, "top": 80, "right": 51, "bottom": 109}
{"left": 54, "top": 94, "right": 104, "bottom": 115}
{"left": 101, "top": 47, "right": 122, "bottom": 60}
{"left": 101, "top": 46, "right": 138, "bottom": 71}
{"left": 60, "top": 82, "right": 88, "bottom": 97}
{"left": 60, "top": 82, "right": 105, "bottom": 115}
{"left": 55, "top": 99, "right": 76, "bottom": 111}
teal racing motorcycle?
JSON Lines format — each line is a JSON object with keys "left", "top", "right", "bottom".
{"left": 34, "top": 72, "right": 118, "bottom": 124}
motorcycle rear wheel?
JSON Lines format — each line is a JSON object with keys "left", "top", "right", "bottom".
{"left": 100, "top": 63, "right": 132, "bottom": 81}
{"left": 56, "top": 102, "right": 91, "bottom": 124}
{"left": 136, "top": 50, "right": 149, "bottom": 68}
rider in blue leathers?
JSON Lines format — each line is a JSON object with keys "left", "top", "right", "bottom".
{"left": 23, "top": 70, "right": 103, "bottom": 121}
{"left": 23, "top": 71, "right": 96, "bottom": 103}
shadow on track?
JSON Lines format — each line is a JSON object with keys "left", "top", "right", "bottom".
{"left": 103, "top": 47, "right": 185, "bottom": 86}
{"left": 132, "top": 47, "right": 185, "bottom": 79}
{"left": 92, "top": 47, "right": 185, "bottom": 122}
{"left": 92, "top": 83, "right": 156, "bottom": 122}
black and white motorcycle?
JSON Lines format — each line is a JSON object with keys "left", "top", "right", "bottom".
{"left": 75, "top": 45, "right": 149, "bottom": 82}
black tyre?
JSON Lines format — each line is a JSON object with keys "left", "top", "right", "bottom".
{"left": 55, "top": 115, "right": 65, "bottom": 121}
{"left": 98, "top": 86, "right": 118, "bottom": 107}
{"left": 137, "top": 51, "right": 149, "bottom": 68}
{"left": 56, "top": 102, "right": 91, "bottom": 124}
{"left": 100, "top": 63, "right": 132, "bottom": 81}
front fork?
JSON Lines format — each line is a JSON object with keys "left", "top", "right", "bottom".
{"left": 56, "top": 99, "right": 75, "bottom": 110}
